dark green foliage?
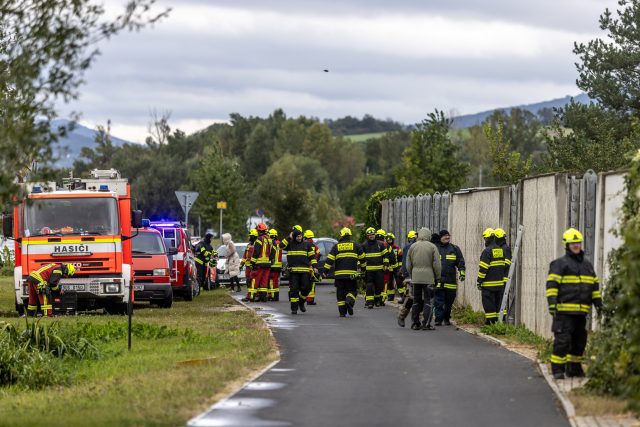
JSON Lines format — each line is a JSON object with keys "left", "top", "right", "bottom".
{"left": 361, "top": 187, "right": 408, "bottom": 241}
{"left": 484, "top": 119, "right": 533, "bottom": 184}
{"left": 324, "top": 114, "right": 404, "bottom": 136}
{"left": 586, "top": 151, "right": 640, "bottom": 412}
{"left": 396, "top": 110, "right": 469, "bottom": 194}
{"left": 0, "top": 0, "right": 168, "bottom": 207}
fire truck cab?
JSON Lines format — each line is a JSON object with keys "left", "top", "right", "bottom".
{"left": 149, "top": 221, "right": 199, "bottom": 300}
{"left": 2, "top": 169, "right": 142, "bottom": 314}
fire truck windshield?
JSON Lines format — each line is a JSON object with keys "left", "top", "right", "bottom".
{"left": 24, "top": 197, "right": 119, "bottom": 237}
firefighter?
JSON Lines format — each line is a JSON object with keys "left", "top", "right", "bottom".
{"left": 280, "top": 227, "right": 317, "bottom": 314}
{"left": 362, "top": 227, "right": 389, "bottom": 308}
{"left": 241, "top": 229, "right": 258, "bottom": 302}
{"left": 376, "top": 229, "right": 394, "bottom": 305}
{"left": 323, "top": 227, "right": 364, "bottom": 317}
{"left": 434, "top": 230, "right": 465, "bottom": 326}
{"left": 304, "top": 229, "right": 320, "bottom": 305}
{"left": 195, "top": 233, "right": 217, "bottom": 291}
{"left": 493, "top": 228, "right": 512, "bottom": 285}
{"left": 250, "top": 223, "right": 272, "bottom": 302}
{"left": 268, "top": 229, "right": 282, "bottom": 301}
{"left": 26, "top": 263, "right": 75, "bottom": 317}
{"left": 385, "top": 233, "right": 402, "bottom": 302}
{"left": 477, "top": 228, "right": 508, "bottom": 324}
{"left": 547, "top": 228, "right": 602, "bottom": 379}
{"left": 397, "top": 230, "right": 417, "bottom": 327}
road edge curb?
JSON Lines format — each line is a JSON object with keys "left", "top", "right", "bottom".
{"left": 186, "top": 293, "right": 282, "bottom": 427}
{"left": 455, "top": 323, "right": 578, "bottom": 427}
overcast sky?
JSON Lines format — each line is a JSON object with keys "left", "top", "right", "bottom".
{"left": 62, "top": 0, "right": 616, "bottom": 142}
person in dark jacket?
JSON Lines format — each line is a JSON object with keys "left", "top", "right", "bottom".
{"left": 397, "top": 230, "right": 417, "bottom": 327}
{"left": 434, "top": 230, "right": 466, "bottom": 326}
{"left": 547, "top": 228, "right": 602, "bottom": 379}
{"left": 477, "top": 228, "right": 508, "bottom": 324}
{"left": 280, "top": 227, "right": 317, "bottom": 314}
{"left": 323, "top": 227, "right": 364, "bottom": 317}
{"left": 195, "top": 233, "right": 217, "bottom": 291}
{"left": 362, "top": 227, "right": 389, "bottom": 308}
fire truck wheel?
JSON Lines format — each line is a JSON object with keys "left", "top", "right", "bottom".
{"left": 105, "top": 302, "right": 128, "bottom": 315}
{"left": 156, "top": 288, "right": 173, "bottom": 308}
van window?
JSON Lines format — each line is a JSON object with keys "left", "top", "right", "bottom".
{"left": 133, "top": 232, "right": 165, "bottom": 255}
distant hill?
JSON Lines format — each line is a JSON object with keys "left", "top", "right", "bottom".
{"left": 451, "top": 93, "right": 593, "bottom": 129}
{"left": 51, "top": 119, "right": 132, "bottom": 168}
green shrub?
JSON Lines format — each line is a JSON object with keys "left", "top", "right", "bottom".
{"left": 0, "top": 246, "right": 14, "bottom": 276}
{"left": 586, "top": 151, "right": 640, "bottom": 413}
{"left": 451, "top": 303, "right": 485, "bottom": 326}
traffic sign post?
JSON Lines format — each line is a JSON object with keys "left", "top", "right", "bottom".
{"left": 175, "top": 191, "right": 199, "bottom": 230}
{"left": 217, "top": 201, "right": 227, "bottom": 243}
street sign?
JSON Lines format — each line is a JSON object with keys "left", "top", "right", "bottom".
{"left": 175, "top": 191, "right": 199, "bottom": 226}
{"left": 217, "top": 201, "right": 227, "bottom": 210}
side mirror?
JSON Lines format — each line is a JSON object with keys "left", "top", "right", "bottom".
{"left": 131, "top": 210, "right": 143, "bottom": 229}
{"left": 2, "top": 214, "right": 13, "bottom": 238}
{"left": 167, "top": 247, "right": 178, "bottom": 256}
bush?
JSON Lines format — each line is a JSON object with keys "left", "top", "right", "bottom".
{"left": 451, "top": 303, "right": 485, "bottom": 326}
{"left": 586, "top": 150, "right": 640, "bottom": 412}
{"left": 0, "top": 246, "right": 14, "bottom": 276}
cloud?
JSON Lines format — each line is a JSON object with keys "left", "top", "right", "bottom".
{"left": 61, "top": 0, "right": 617, "bottom": 142}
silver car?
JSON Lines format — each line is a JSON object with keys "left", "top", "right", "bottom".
{"left": 216, "top": 243, "right": 248, "bottom": 285}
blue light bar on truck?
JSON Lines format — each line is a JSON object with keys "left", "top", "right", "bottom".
{"left": 141, "top": 218, "right": 151, "bottom": 227}
{"left": 150, "top": 221, "right": 181, "bottom": 228}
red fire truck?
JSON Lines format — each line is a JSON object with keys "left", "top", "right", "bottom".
{"left": 2, "top": 169, "right": 142, "bottom": 314}
{"left": 149, "top": 221, "right": 199, "bottom": 300}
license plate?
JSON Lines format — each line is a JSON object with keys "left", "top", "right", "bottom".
{"left": 62, "top": 284, "right": 86, "bottom": 291}
{"left": 134, "top": 284, "right": 144, "bottom": 291}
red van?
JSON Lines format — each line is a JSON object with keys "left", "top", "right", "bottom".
{"left": 132, "top": 227, "right": 175, "bottom": 308}
{"left": 150, "top": 221, "right": 199, "bottom": 300}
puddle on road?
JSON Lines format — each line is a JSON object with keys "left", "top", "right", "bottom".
{"left": 243, "top": 382, "right": 286, "bottom": 391}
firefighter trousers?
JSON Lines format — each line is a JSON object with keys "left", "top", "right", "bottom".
{"left": 289, "top": 272, "right": 310, "bottom": 313}
{"left": 269, "top": 271, "right": 280, "bottom": 301}
{"left": 411, "top": 283, "right": 435, "bottom": 326}
{"left": 396, "top": 275, "right": 406, "bottom": 300}
{"left": 435, "top": 288, "right": 457, "bottom": 322}
{"left": 384, "top": 271, "right": 396, "bottom": 301}
{"left": 481, "top": 287, "right": 504, "bottom": 324}
{"left": 365, "top": 270, "right": 384, "bottom": 307}
{"left": 27, "top": 279, "right": 52, "bottom": 317}
{"left": 253, "top": 267, "right": 270, "bottom": 302}
{"left": 335, "top": 278, "right": 357, "bottom": 316}
{"left": 245, "top": 268, "right": 255, "bottom": 301}
{"left": 551, "top": 314, "right": 588, "bottom": 376}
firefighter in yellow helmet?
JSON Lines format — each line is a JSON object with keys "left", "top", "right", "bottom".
{"left": 268, "top": 229, "right": 282, "bottom": 301}
{"left": 397, "top": 230, "right": 417, "bottom": 326}
{"left": 362, "top": 227, "right": 389, "bottom": 308}
{"left": 376, "top": 229, "right": 394, "bottom": 305}
{"left": 304, "top": 229, "right": 320, "bottom": 305}
{"left": 476, "top": 228, "right": 508, "bottom": 324}
{"left": 241, "top": 228, "right": 259, "bottom": 302}
{"left": 26, "top": 263, "right": 75, "bottom": 317}
{"left": 323, "top": 227, "right": 364, "bottom": 317}
{"left": 547, "top": 228, "right": 602, "bottom": 379}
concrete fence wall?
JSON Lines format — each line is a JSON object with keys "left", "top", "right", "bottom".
{"left": 381, "top": 170, "right": 626, "bottom": 339}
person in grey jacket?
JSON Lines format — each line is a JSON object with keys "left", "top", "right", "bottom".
{"left": 406, "top": 227, "right": 442, "bottom": 330}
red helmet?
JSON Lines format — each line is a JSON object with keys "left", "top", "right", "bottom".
{"left": 256, "top": 223, "right": 268, "bottom": 232}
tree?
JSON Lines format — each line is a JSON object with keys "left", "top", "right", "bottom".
{"left": 74, "top": 121, "right": 116, "bottom": 171}
{"left": 188, "top": 145, "right": 248, "bottom": 238}
{"left": 0, "top": 0, "right": 168, "bottom": 205}
{"left": 544, "top": 100, "right": 638, "bottom": 172}
{"left": 484, "top": 119, "right": 532, "bottom": 184}
{"left": 396, "top": 110, "right": 469, "bottom": 193}
{"left": 574, "top": 0, "right": 640, "bottom": 114}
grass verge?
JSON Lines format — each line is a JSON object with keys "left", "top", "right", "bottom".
{"left": 569, "top": 387, "right": 632, "bottom": 417}
{"left": 0, "top": 276, "right": 278, "bottom": 427}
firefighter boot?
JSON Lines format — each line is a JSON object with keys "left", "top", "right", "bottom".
{"left": 551, "top": 363, "right": 566, "bottom": 380}
{"left": 299, "top": 299, "right": 307, "bottom": 313}
{"left": 566, "top": 362, "right": 585, "bottom": 378}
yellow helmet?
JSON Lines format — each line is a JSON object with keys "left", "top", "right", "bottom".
{"left": 482, "top": 228, "right": 494, "bottom": 239}
{"left": 562, "top": 228, "right": 583, "bottom": 244}
{"left": 293, "top": 225, "right": 303, "bottom": 232}
{"left": 407, "top": 230, "right": 417, "bottom": 239}
{"left": 249, "top": 229, "right": 258, "bottom": 237}
{"left": 268, "top": 229, "right": 278, "bottom": 237}
{"left": 339, "top": 227, "right": 352, "bottom": 238}
{"left": 493, "top": 228, "right": 506, "bottom": 239}
{"left": 304, "top": 230, "right": 314, "bottom": 239}
{"left": 365, "top": 227, "right": 376, "bottom": 235}
{"left": 64, "top": 264, "right": 76, "bottom": 277}
{"left": 376, "top": 229, "right": 386, "bottom": 237}
{"left": 386, "top": 233, "right": 395, "bottom": 240}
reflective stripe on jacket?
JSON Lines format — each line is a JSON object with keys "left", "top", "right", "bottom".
{"left": 324, "top": 238, "right": 364, "bottom": 278}
{"left": 546, "top": 251, "right": 602, "bottom": 315}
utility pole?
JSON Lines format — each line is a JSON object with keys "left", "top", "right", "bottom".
{"left": 217, "top": 201, "right": 227, "bottom": 245}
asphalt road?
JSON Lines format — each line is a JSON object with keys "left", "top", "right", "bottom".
{"left": 189, "top": 285, "right": 569, "bottom": 427}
